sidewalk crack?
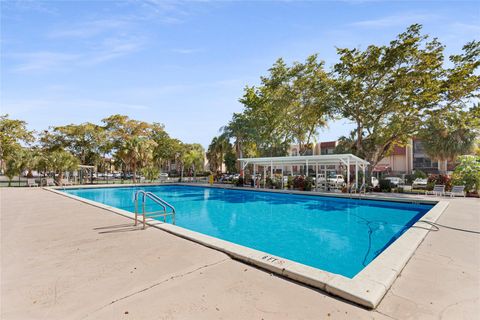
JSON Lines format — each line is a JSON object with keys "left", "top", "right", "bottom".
{"left": 82, "top": 258, "right": 229, "bottom": 319}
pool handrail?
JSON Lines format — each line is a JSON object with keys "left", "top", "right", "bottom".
{"left": 134, "top": 190, "right": 176, "bottom": 229}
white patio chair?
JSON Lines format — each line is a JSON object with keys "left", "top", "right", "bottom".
{"left": 27, "top": 179, "right": 38, "bottom": 187}
{"left": 426, "top": 185, "right": 445, "bottom": 196}
{"left": 357, "top": 183, "right": 366, "bottom": 194}
{"left": 348, "top": 183, "right": 357, "bottom": 193}
{"left": 448, "top": 185, "right": 465, "bottom": 197}
{"left": 61, "top": 178, "right": 73, "bottom": 186}
{"left": 45, "top": 178, "right": 55, "bottom": 186}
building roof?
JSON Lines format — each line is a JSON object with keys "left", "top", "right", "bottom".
{"left": 238, "top": 154, "right": 369, "bottom": 166}
{"left": 320, "top": 141, "right": 337, "bottom": 148}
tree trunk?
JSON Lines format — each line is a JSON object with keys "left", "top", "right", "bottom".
{"left": 356, "top": 122, "right": 363, "bottom": 153}
{"left": 132, "top": 160, "right": 137, "bottom": 183}
{"left": 57, "top": 171, "right": 64, "bottom": 186}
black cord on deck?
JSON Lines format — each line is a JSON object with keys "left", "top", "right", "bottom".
{"left": 416, "top": 220, "right": 480, "bottom": 235}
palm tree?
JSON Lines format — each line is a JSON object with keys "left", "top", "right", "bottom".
{"left": 48, "top": 149, "right": 79, "bottom": 185}
{"left": 420, "top": 110, "right": 478, "bottom": 173}
{"left": 206, "top": 137, "right": 220, "bottom": 172}
{"left": 206, "top": 135, "right": 229, "bottom": 173}
{"left": 183, "top": 144, "right": 205, "bottom": 179}
{"left": 222, "top": 113, "right": 252, "bottom": 172}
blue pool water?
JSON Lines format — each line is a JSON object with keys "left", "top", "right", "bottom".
{"left": 64, "top": 185, "right": 433, "bottom": 278}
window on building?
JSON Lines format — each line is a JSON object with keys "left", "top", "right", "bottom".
{"left": 413, "top": 140, "right": 438, "bottom": 172}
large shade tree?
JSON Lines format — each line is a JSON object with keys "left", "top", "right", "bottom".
{"left": 333, "top": 24, "right": 446, "bottom": 174}
{"left": 234, "top": 55, "right": 333, "bottom": 157}
{"left": 419, "top": 40, "right": 480, "bottom": 169}
{"left": 102, "top": 115, "right": 152, "bottom": 182}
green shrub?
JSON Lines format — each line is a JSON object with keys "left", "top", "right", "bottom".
{"left": 265, "top": 177, "right": 273, "bottom": 188}
{"left": 379, "top": 179, "right": 392, "bottom": 192}
{"left": 413, "top": 170, "right": 427, "bottom": 179}
{"left": 293, "top": 176, "right": 305, "bottom": 190}
{"left": 304, "top": 177, "right": 314, "bottom": 191}
{"left": 272, "top": 179, "right": 281, "bottom": 189}
{"left": 426, "top": 181, "right": 435, "bottom": 191}
{"left": 287, "top": 176, "right": 293, "bottom": 189}
{"left": 452, "top": 155, "right": 480, "bottom": 193}
{"left": 428, "top": 174, "right": 452, "bottom": 191}
{"left": 235, "top": 177, "right": 244, "bottom": 187}
{"left": 404, "top": 174, "right": 414, "bottom": 184}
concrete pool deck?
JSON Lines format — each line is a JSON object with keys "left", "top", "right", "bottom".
{"left": 1, "top": 187, "right": 479, "bottom": 319}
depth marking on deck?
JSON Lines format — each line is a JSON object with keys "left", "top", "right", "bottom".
{"left": 261, "top": 255, "right": 286, "bottom": 265}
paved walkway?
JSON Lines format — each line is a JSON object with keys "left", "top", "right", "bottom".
{"left": 1, "top": 188, "right": 479, "bottom": 319}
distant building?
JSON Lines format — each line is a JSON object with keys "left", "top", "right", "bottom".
{"left": 288, "top": 138, "right": 453, "bottom": 175}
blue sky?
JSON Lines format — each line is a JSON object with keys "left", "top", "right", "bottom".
{"left": 1, "top": 0, "right": 479, "bottom": 148}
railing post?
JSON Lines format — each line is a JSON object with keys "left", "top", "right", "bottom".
{"left": 142, "top": 196, "right": 146, "bottom": 229}
{"left": 134, "top": 193, "right": 138, "bottom": 226}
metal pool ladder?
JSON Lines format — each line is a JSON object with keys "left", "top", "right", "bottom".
{"left": 134, "top": 190, "right": 176, "bottom": 229}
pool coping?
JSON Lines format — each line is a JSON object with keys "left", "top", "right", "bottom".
{"left": 44, "top": 184, "right": 449, "bottom": 309}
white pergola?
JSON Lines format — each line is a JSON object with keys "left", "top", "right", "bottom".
{"left": 238, "top": 154, "right": 369, "bottom": 189}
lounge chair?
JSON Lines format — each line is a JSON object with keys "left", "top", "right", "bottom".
{"left": 45, "top": 178, "right": 55, "bottom": 186}
{"left": 447, "top": 185, "right": 465, "bottom": 197}
{"left": 426, "top": 185, "right": 445, "bottom": 196}
{"left": 348, "top": 183, "right": 357, "bottom": 193}
{"left": 61, "top": 178, "right": 73, "bottom": 186}
{"left": 27, "top": 179, "right": 38, "bottom": 187}
{"left": 358, "top": 183, "right": 366, "bottom": 194}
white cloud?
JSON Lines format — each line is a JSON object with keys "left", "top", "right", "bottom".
{"left": 1, "top": 98, "right": 150, "bottom": 117}
{"left": 449, "top": 22, "right": 480, "bottom": 34}
{"left": 87, "top": 36, "right": 146, "bottom": 64}
{"left": 351, "top": 13, "right": 438, "bottom": 28}
{"left": 49, "top": 19, "right": 130, "bottom": 38}
{"left": 171, "top": 48, "right": 204, "bottom": 54}
{"left": 11, "top": 52, "right": 81, "bottom": 72}
{"left": 8, "top": 36, "right": 145, "bottom": 73}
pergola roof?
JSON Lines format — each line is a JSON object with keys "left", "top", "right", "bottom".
{"left": 238, "top": 154, "right": 369, "bottom": 167}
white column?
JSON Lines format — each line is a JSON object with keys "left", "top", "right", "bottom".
{"left": 355, "top": 160, "right": 358, "bottom": 188}
{"left": 306, "top": 159, "right": 309, "bottom": 178}
{"left": 347, "top": 158, "right": 350, "bottom": 187}
{"left": 324, "top": 165, "right": 327, "bottom": 191}
{"left": 263, "top": 166, "right": 266, "bottom": 188}
{"left": 281, "top": 166, "right": 284, "bottom": 189}
{"left": 362, "top": 164, "right": 366, "bottom": 187}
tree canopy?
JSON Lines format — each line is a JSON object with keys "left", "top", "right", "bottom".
{"left": 213, "top": 24, "right": 479, "bottom": 175}
{"left": 0, "top": 113, "right": 203, "bottom": 183}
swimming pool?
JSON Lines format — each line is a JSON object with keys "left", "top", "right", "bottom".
{"left": 64, "top": 185, "right": 433, "bottom": 278}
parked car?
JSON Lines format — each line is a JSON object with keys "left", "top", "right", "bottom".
{"left": 315, "top": 174, "right": 326, "bottom": 182}
{"left": 328, "top": 175, "right": 345, "bottom": 185}
{"left": 384, "top": 176, "right": 404, "bottom": 186}
{"left": 412, "top": 178, "right": 428, "bottom": 189}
